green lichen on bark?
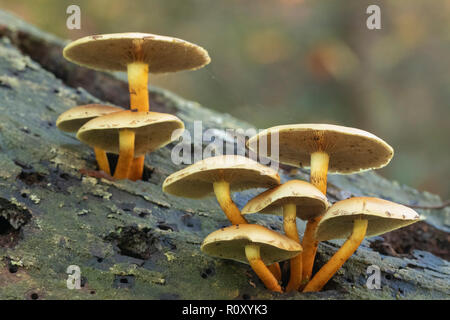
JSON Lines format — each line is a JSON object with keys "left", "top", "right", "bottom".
{"left": 0, "top": 10, "right": 448, "bottom": 300}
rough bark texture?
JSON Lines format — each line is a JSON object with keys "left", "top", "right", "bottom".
{"left": 0, "top": 11, "right": 448, "bottom": 300}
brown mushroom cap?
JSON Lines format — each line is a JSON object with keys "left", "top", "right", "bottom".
{"left": 63, "top": 33, "right": 211, "bottom": 73}
{"left": 76, "top": 110, "right": 184, "bottom": 156}
{"left": 201, "top": 224, "right": 302, "bottom": 265}
{"left": 56, "top": 104, "right": 124, "bottom": 132}
{"left": 241, "top": 180, "right": 329, "bottom": 220}
{"left": 162, "top": 155, "right": 280, "bottom": 198}
{"left": 316, "top": 197, "right": 421, "bottom": 241}
{"left": 247, "top": 124, "right": 394, "bottom": 174}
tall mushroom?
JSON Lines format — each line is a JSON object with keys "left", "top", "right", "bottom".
{"left": 201, "top": 224, "right": 302, "bottom": 292}
{"left": 247, "top": 124, "right": 394, "bottom": 282}
{"left": 63, "top": 33, "right": 210, "bottom": 180}
{"left": 162, "top": 155, "right": 280, "bottom": 225}
{"left": 77, "top": 110, "right": 184, "bottom": 179}
{"left": 56, "top": 104, "right": 124, "bottom": 175}
{"left": 242, "top": 180, "right": 328, "bottom": 292}
{"left": 303, "top": 197, "right": 421, "bottom": 292}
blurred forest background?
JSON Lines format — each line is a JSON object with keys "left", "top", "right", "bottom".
{"left": 0, "top": 0, "right": 448, "bottom": 199}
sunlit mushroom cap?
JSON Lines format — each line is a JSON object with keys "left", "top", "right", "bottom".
{"left": 247, "top": 124, "right": 394, "bottom": 174}
{"left": 201, "top": 224, "right": 302, "bottom": 265}
{"left": 162, "top": 155, "right": 280, "bottom": 198}
{"left": 56, "top": 104, "right": 124, "bottom": 132}
{"left": 241, "top": 180, "right": 329, "bottom": 220}
{"left": 77, "top": 110, "right": 184, "bottom": 156}
{"left": 63, "top": 33, "right": 211, "bottom": 73}
{"left": 316, "top": 197, "right": 421, "bottom": 241}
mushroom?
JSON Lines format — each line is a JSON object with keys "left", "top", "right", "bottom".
{"left": 247, "top": 124, "right": 394, "bottom": 281}
{"left": 56, "top": 104, "right": 124, "bottom": 175}
{"left": 201, "top": 224, "right": 303, "bottom": 292}
{"left": 63, "top": 33, "right": 210, "bottom": 180}
{"left": 77, "top": 110, "right": 184, "bottom": 179}
{"left": 242, "top": 180, "right": 328, "bottom": 292}
{"left": 162, "top": 155, "right": 280, "bottom": 225}
{"left": 303, "top": 197, "right": 421, "bottom": 292}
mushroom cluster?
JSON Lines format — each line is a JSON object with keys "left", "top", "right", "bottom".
{"left": 162, "top": 125, "right": 421, "bottom": 294}
{"left": 55, "top": 32, "right": 421, "bottom": 295}
{"left": 245, "top": 124, "right": 421, "bottom": 292}
{"left": 57, "top": 33, "right": 210, "bottom": 180}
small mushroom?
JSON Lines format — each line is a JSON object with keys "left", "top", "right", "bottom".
{"left": 56, "top": 104, "right": 124, "bottom": 175}
{"left": 248, "top": 124, "right": 394, "bottom": 281}
{"left": 201, "top": 224, "right": 302, "bottom": 292}
{"left": 63, "top": 33, "right": 210, "bottom": 180}
{"left": 302, "top": 197, "right": 421, "bottom": 292}
{"left": 77, "top": 110, "right": 184, "bottom": 179}
{"left": 242, "top": 180, "right": 328, "bottom": 292}
{"left": 162, "top": 155, "right": 280, "bottom": 225}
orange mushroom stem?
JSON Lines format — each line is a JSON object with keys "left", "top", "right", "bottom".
{"left": 303, "top": 219, "right": 368, "bottom": 292}
{"left": 268, "top": 263, "right": 282, "bottom": 282}
{"left": 245, "top": 244, "right": 282, "bottom": 293}
{"left": 309, "top": 151, "right": 329, "bottom": 195}
{"left": 302, "top": 151, "right": 330, "bottom": 283}
{"left": 127, "top": 61, "right": 150, "bottom": 181}
{"left": 113, "top": 129, "right": 135, "bottom": 179}
{"left": 283, "top": 203, "right": 302, "bottom": 292}
{"left": 94, "top": 147, "right": 111, "bottom": 175}
{"left": 213, "top": 180, "right": 248, "bottom": 225}
{"left": 301, "top": 217, "right": 320, "bottom": 284}
{"left": 128, "top": 62, "right": 149, "bottom": 112}
{"left": 129, "top": 156, "right": 145, "bottom": 181}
